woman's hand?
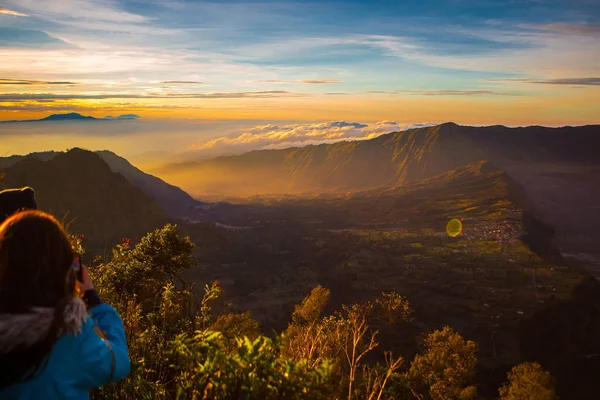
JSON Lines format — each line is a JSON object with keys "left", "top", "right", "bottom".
{"left": 78, "top": 264, "right": 94, "bottom": 292}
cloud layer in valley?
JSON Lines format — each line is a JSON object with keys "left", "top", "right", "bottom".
{"left": 0, "top": 118, "right": 434, "bottom": 167}
{"left": 189, "top": 121, "right": 435, "bottom": 156}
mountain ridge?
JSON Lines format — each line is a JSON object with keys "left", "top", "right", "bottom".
{"left": 1, "top": 112, "right": 140, "bottom": 123}
{"left": 96, "top": 150, "right": 204, "bottom": 218}
{"left": 0, "top": 148, "right": 167, "bottom": 255}
{"left": 154, "top": 122, "right": 600, "bottom": 198}
{"left": 0, "top": 149, "right": 199, "bottom": 219}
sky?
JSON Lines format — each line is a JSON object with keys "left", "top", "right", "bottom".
{"left": 0, "top": 0, "right": 599, "bottom": 165}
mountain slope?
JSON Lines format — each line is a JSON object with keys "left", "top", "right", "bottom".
{"left": 0, "top": 148, "right": 167, "bottom": 255}
{"left": 97, "top": 150, "right": 203, "bottom": 218}
{"left": 0, "top": 150, "right": 199, "bottom": 219}
{"left": 156, "top": 123, "right": 600, "bottom": 198}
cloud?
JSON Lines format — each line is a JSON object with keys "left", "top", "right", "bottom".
{"left": 0, "top": 78, "right": 78, "bottom": 85}
{"left": 491, "top": 77, "right": 600, "bottom": 86}
{"left": 189, "top": 121, "right": 435, "bottom": 155}
{"left": 255, "top": 79, "right": 343, "bottom": 84}
{"left": 534, "top": 24, "right": 600, "bottom": 36}
{"left": 300, "top": 79, "right": 342, "bottom": 84}
{"left": 5, "top": 0, "right": 146, "bottom": 24}
{"left": 0, "top": 7, "right": 28, "bottom": 17}
{"left": 0, "top": 104, "right": 88, "bottom": 112}
{"left": 0, "top": 91, "right": 303, "bottom": 102}
{"left": 160, "top": 81, "right": 203, "bottom": 84}
{"left": 364, "top": 89, "right": 517, "bottom": 96}
{"left": 0, "top": 28, "right": 71, "bottom": 49}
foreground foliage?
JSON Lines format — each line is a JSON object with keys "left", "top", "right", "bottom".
{"left": 87, "top": 224, "right": 557, "bottom": 400}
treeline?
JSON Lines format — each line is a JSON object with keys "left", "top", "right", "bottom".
{"left": 86, "top": 224, "right": 557, "bottom": 400}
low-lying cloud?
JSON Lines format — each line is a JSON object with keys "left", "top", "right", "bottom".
{"left": 189, "top": 121, "right": 435, "bottom": 156}
{"left": 254, "top": 79, "right": 343, "bottom": 84}
{"left": 365, "top": 89, "right": 517, "bottom": 96}
{"left": 0, "top": 78, "right": 78, "bottom": 85}
{"left": 160, "top": 81, "right": 203, "bottom": 84}
{"left": 0, "top": 90, "right": 302, "bottom": 102}
{"left": 492, "top": 77, "right": 600, "bottom": 86}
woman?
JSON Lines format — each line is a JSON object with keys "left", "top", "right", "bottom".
{"left": 0, "top": 210, "right": 130, "bottom": 399}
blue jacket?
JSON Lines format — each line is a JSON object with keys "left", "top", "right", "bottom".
{"left": 0, "top": 295, "right": 130, "bottom": 399}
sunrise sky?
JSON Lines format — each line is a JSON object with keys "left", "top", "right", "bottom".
{"left": 0, "top": 0, "right": 599, "bottom": 164}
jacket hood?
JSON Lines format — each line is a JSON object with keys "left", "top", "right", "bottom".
{"left": 0, "top": 296, "right": 87, "bottom": 354}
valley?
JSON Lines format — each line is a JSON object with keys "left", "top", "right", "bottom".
{"left": 179, "top": 160, "right": 599, "bottom": 398}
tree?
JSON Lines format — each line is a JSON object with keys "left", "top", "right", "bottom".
{"left": 408, "top": 326, "right": 477, "bottom": 400}
{"left": 90, "top": 225, "right": 203, "bottom": 400}
{"left": 284, "top": 288, "right": 413, "bottom": 400}
{"left": 362, "top": 351, "right": 404, "bottom": 400}
{"left": 499, "top": 362, "right": 557, "bottom": 400}
{"left": 210, "top": 311, "right": 260, "bottom": 351}
{"left": 284, "top": 286, "right": 337, "bottom": 369}
{"left": 92, "top": 224, "right": 195, "bottom": 306}
{"left": 292, "top": 285, "right": 330, "bottom": 324}
{"left": 338, "top": 302, "right": 380, "bottom": 400}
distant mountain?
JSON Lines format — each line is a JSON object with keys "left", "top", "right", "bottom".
{"left": 1, "top": 112, "right": 141, "bottom": 123}
{"left": 0, "top": 148, "right": 167, "bottom": 255}
{"left": 40, "top": 112, "right": 97, "bottom": 121}
{"left": 102, "top": 114, "right": 140, "bottom": 120}
{"left": 156, "top": 123, "right": 600, "bottom": 198}
{"left": 96, "top": 150, "right": 204, "bottom": 218}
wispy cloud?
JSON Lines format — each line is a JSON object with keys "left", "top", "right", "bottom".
{"left": 534, "top": 23, "right": 600, "bottom": 36}
{"left": 0, "top": 78, "right": 78, "bottom": 85}
{"left": 364, "top": 89, "right": 518, "bottom": 96}
{"left": 0, "top": 104, "right": 91, "bottom": 112}
{"left": 491, "top": 77, "right": 600, "bottom": 86}
{"left": 254, "top": 79, "right": 343, "bottom": 84}
{"left": 0, "top": 91, "right": 303, "bottom": 102}
{"left": 5, "top": 0, "right": 146, "bottom": 24}
{"left": 187, "top": 121, "right": 435, "bottom": 155}
{"left": 160, "top": 81, "right": 202, "bottom": 84}
{"left": 0, "top": 7, "right": 28, "bottom": 17}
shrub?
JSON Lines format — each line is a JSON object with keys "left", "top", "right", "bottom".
{"left": 499, "top": 362, "right": 557, "bottom": 400}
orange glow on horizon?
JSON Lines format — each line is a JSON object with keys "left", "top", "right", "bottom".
{"left": 1, "top": 88, "right": 599, "bottom": 126}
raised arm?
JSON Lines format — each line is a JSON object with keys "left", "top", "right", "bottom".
{"left": 75, "top": 266, "right": 130, "bottom": 388}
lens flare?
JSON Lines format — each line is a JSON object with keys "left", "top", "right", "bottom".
{"left": 446, "top": 218, "right": 464, "bottom": 238}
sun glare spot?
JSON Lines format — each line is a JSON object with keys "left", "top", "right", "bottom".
{"left": 446, "top": 218, "right": 464, "bottom": 238}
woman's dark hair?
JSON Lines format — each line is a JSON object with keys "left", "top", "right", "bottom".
{"left": 0, "top": 210, "right": 75, "bottom": 387}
